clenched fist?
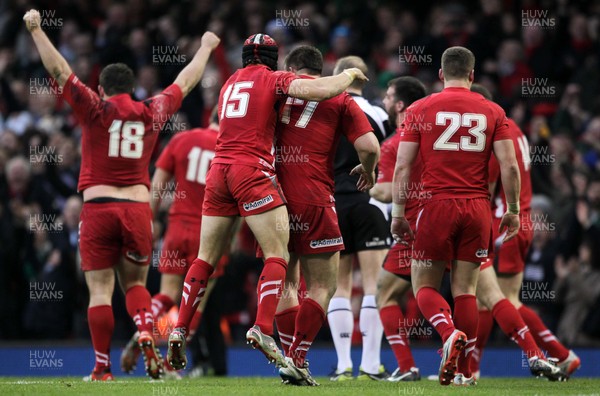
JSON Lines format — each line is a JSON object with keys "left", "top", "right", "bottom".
{"left": 201, "top": 31, "right": 221, "bottom": 50}
{"left": 23, "top": 9, "right": 41, "bottom": 32}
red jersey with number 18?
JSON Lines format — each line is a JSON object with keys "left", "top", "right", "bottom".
{"left": 275, "top": 76, "right": 372, "bottom": 206}
{"left": 400, "top": 87, "right": 511, "bottom": 200}
{"left": 62, "top": 73, "right": 183, "bottom": 192}
{"left": 155, "top": 128, "right": 218, "bottom": 222}
{"left": 213, "top": 64, "right": 298, "bottom": 171}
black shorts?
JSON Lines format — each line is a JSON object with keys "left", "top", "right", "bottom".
{"left": 335, "top": 194, "right": 392, "bottom": 254}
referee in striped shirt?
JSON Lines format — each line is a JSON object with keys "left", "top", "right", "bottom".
{"left": 327, "top": 56, "right": 392, "bottom": 381}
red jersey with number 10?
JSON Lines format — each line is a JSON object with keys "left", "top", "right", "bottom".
{"left": 488, "top": 118, "right": 532, "bottom": 217}
{"left": 213, "top": 64, "right": 298, "bottom": 171}
{"left": 62, "top": 73, "right": 183, "bottom": 192}
{"left": 400, "top": 87, "right": 511, "bottom": 200}
{"left": 275, "top": 75, "right": 372, "bottom": 206}
{"left": 155, "top": 128, "right": 218, "bottom": 222}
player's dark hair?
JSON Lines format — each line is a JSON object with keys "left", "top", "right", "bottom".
{"left": 99, "top": 63, "right": 135, "bottom": 96}
{"left": 441, "top": 46, "right": 475, "bottom": 80}
{"left": 471, "top": 83, "right": 493, "bottom": 100}
{"left": 333, "top": 55, "right": 367, "bottom": 90}
{"left": 388, "top": 76, "right": 427, "bottom": 107}
{"left": 284, "top": 46, "right": 323, "bottom": 75}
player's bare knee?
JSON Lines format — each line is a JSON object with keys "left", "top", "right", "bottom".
{"left": 88, "top": 289, "right": 112, "bottom": 307}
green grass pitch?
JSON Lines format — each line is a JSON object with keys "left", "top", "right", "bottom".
{"left": 1, "top": 377, "right": 599, "bottom": 396}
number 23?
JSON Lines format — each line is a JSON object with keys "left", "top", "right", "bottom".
{"left": 433, "top": 112, "right": 487, "bottom": 152}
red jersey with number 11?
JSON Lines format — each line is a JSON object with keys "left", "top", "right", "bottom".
{"left": 155, "top": 128, "right": 218, "bottom": 222}
{"left": 213, "top": 64, "right": 298, "bottom": 171}
{"left": 62, "top": 73, "right": 183, "bottom": 192}
{"left": 400, "top": 87, "right": 511, "bottom": 200}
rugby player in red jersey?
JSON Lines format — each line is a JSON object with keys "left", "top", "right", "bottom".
{"left": 120, "top": 109, "right": 227, "bottom": 378}
{"left": 369, "top": 77, "right": 427, "bottom": 382}
{"left": 269, "top": 46, "right": 379, "bottom": 385}
{"left": 390, "top": 46, "right": 521, "bottom": 386}
{"left": 167, "top": 34, "right": 368, "bottom": 371}
{"left": 469, "top": 84, "right": 578, "bottom": 381}
{"left": 24, "top": 9, "right": 219, "bottom": 381}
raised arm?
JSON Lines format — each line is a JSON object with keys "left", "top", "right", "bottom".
{"left": 150, "top": 168, "right": 173, "bottom": 217}
{"left": 23, "top": 10, "right": 72, "bottom": 87}
{"left": 390, "top": 141, "right": 419, "bottom": 243}
{"left": 493, "top": 139, "right": 521, "bottom": 242}
{"left": 173, "top": 32, "right": 220, "bottom": 97}
{"left": 288, "top": 68, "right": 368, "bottom": 101}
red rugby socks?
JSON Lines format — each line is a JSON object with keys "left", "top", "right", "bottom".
{"left": 494, "top": 299, "right": 544, "bottom": 360}
{"left": 518, "top": 305, "right": 569, "bottom": 361}
{"left": 471, "top": 309, "right": 494, "bottom": 373}
{"left": 288, "top": 298, "right": 325, "bottom": 367}
{"left": 88, "top": 305, "right": 114, "bottom": 371}
{"left": 126, "top": 285, "right": 153, "bottom": 333}
{"left": 416, "top": 286, "right": 455, "bottom": 342}
{"left": 380, "top": 305, "right": 416, "bottom": 372}
{"left": 151, "top": 293, "right": 175, "bottom": 319}
{"left": 275, "top": 305, "right": 299, "bottom": 356}
{"left": 176, "top": 258, "right": 213, "bottom": 334}
{"left": 454, "top": 294, "right": 478, "bottom": 377}
{"left": 254, "top": 257, "right": 287, "bottom": 335}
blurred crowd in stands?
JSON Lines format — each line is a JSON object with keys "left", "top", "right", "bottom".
{"left": 0, "top": 0, "right": 599, "bottom": 354}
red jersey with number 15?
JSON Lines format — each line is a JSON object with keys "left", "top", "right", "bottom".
{"left": 400, "top": 87, "right": 511, "bottom": 200}
{"left": 213, "top": 64, "right": 298, "bottom": 171}
{"left": 155, "top": 128, "right": 218, "bottom": 222}
{"left": 62, "top": 73, "right": 183, "bottom": 192}
{"left": 275, "top": 76, "right": 372, "bottom": 205}
{"left": 488, "top": 118, "right": 532, "bottom": 217}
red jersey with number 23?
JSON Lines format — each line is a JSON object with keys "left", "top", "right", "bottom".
{"left": 62, "top": 73, "right": 183, "bottom": 192}
{"left": 275, "top": 76, "right": 372, "bottom": 206}
{"left": 155, "top": 128, "right": 218, "bottom": 222}
{"left": 400, "top": 87, "right": 511, "bottom": 200}
{"left": 213, "top": 64, "right": 298, "bottom": 171}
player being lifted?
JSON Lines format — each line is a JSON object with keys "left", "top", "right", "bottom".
{"left": 167, "top": 34, "right": 368, "bottom": 371}
{"left": 469, "top": 84, "right": 577, "bottom": 381}
{"left": 391, "top": 46, "right": 520, "bottom": 386}
{"left": 272, "top": 46, "right": 379, "bottom": 386}
{"left": 23, "top": 9, "right": 220, "bottom": 381}
{"left": 369, "top": 76, "right": 427, "bottom": 382}
{"left": 120, "top": 109, "right": 227, "bottom": 379}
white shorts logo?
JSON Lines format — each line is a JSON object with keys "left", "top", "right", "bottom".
{"left": 243, "top": 195, "right": 274, "bottom": 212}
{"left": 475, "top": 249, "right": 489, "bottom": 258}
{"left": 310, "top": 237, "right": 343, "bottom": 249}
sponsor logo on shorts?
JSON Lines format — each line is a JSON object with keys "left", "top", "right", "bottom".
{"left": 365, "top": 237, "right": 388, "bottom": 248}
{"left": 475, "top": 248, "right": 488, "bottom": 258}
{"left": 126, "top": 251, "right": 149, "bottom": 263}
{"left": 243, "top": 195, "right": 274, "bottom": 211}
{"left": 310, "top": 237, "right": 343, "bottom": 249}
